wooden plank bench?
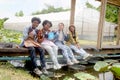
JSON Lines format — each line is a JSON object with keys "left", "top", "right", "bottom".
{"left": 0, "top": 48, "right": 64, "bottom": 61}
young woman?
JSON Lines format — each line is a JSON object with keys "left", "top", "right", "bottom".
{"left": 53, "top": 23, "right": 79, "bottom": 65}
{"left": 67, "top": 24, "right": 92, "bottom": 60}
{"left": 37, "top": 20, "right": 61, "bottom": 70}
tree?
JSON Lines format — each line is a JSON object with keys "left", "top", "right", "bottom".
{"left": 0, "top": 18, "right": 9, "bottom": 29}
{"left": 86, "top": 2, "right": 119, "bottom": 23}
{"left": 19, "top": 11, "right": 24, "bottom": 17}
{"left": 32, "top": 4, "right": 70, "bottom": 15}
{"left": 15, "top": 10, "right": 24, "bottom": 17}
{"left": 105, "top": 4, "right": 119, "bottom": 23}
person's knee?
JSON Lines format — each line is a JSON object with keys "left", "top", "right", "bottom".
{"left": 28, "top": 47, "right": 35, "bottom": 51}
{"left": 53, "top": 46, "right": 58, "bottom": 50}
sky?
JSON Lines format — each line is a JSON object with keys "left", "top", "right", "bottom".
{"left": 0, "top": 0, "right": 100, "bottom": 18}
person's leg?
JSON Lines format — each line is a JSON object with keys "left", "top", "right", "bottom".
{"left": 51, "top": 44, "right": 58, "bottom": 58}
{"left": 55, "top": 42, "right": 73, "bottom": 65}
{"left": 70, "top": 45, "right": 85, "bottom": 57}
{"left": 27, "top": 47, "right": 42, "bottom": 75}
{"left": 35, "top": 47, "right": 48, "bottom": 74}
{"left": 28, "top": 47, "right": 37, "bottom": 69}
{"left": 35, "top": 47, "right": 46, "bottom": 68}
{"left": 41, "top": 44, "right": 60, "bottom": 69}
{"left": 65, "top": 45, "right": 79, "bottom": 64}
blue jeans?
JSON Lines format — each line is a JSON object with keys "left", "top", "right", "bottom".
{"left": 55, "top": 41, "right": 76, "bottom": 62}
{"left": 28, "top": 47, "right": 46, "bottom": 69}
{"left": 69, "top": 44, "right": 88, "bottom": 57}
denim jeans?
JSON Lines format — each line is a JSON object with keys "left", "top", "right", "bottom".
{"left": 28, "top": 47, "right": 46, "bottom": 69}
{"left": 69, "top": 44, "right": 88, "bottom": 57}
{"left": 41, "top": 44, "right": 60, "bottom": 66}
{"left": 55, "top": 41, "right": 76, "bottom": 62}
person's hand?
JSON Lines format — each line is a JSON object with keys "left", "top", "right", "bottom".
{"left": 28, "top": 31, "right": 34, "bottom": 38}
{"left": 76, "top": 44, "right": 80, "bottom": 48}
{"left": 67, "top": 31, "right": 69, "bottom": 34}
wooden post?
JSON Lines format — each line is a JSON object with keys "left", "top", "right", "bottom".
{"left": 97, "top": 0, "right": 107, "bottom": 49}
{"left": 70, "top": 0, "right": 76, "bottom": 25}
{"left": 116, "top": 7, "right": 120, "bottom": 45}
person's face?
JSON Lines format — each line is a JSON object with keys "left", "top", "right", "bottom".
{"left": 70, "top": 26, "right": 75, "bottom": 32}
{"left": 58, "top": 24, "right": 64, "bottom": 31}
{"left": 44, "top": 23, "right": 51, "bottom": 30}
{"left": 32, "top": 21, "right": 40, "bottom": 29}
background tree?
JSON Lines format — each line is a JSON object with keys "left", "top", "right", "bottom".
{"left": 86, "top": 2, "right": 119, "bottom": 23}
{"left": 32, "top": 4, "right": 70, "bottom": 15}
{"left": 15, "top": 10, "right": 24, "bottom": 17}
{"left": 0, "top": 18, "right": 8, "bottom": 29}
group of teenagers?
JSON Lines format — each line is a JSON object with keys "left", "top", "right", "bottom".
{"left": 20, "top": 17, "right": 92, "bottom": 75}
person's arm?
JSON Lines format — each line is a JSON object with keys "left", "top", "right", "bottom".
{"left": 64, "top": 32, "right": 69, "bottom": 41}
{"left": 75, "top": 32, "right": 81, "bottom": 48}
{"left": 52, "top": 31, "right": 58, "bottom": 42}
{"left": 75, "top": 32, "right": 80, "bottom": 44}
{"left": 23, "top": 27, "right": 29, "bottom": 40}
{"left": 68, "top": 32, "right": 76, "bottom": 44}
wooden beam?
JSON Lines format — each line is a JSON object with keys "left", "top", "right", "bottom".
{"left": 107, "top": 0, "right": 120, "bottom": 7}
{"left": 96, "top": 0, "right": 120, "bottom": 7}
{"left": 70, "top": 0, "right": 76, "bottom": 25}
{"left": 97, "top": 0, "right": 107, "bottom": 49}
{"left": 116, "top": 7, "right": 120, "bottom": 45}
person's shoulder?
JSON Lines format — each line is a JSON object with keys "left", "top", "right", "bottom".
{"left": 24, "top": 26, "right": 31, "bottom": 30}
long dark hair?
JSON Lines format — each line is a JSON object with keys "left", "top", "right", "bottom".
{"left": 69, "top": 25, "right": 77, "bottom": 42}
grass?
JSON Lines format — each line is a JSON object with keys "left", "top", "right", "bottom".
{"left": 0, "top": 62, "right": 39, "bottom": 80}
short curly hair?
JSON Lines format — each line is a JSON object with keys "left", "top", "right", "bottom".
{"left": 31, "top": 17, "right": 41, "bottom": 23}
{"left": 42, "top": 20, "right": 52, "bottom": 27}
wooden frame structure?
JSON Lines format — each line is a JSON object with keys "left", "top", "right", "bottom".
{"left": 70, "top": 0, "right": 120, "bottom": 49}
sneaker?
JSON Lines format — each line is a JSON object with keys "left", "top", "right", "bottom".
{"left": 53, "top": 65, "right": 58, "bottom": 70}
{"left": 42, "top": 68, "right": 48, "bottom": 75}
{"left": 56, "top": 64, "right": 62, "bottom": 69}
{"left": 33, "top": 68, "right": 42, "bottom": 76}
{"left": 83, "top": 54, "right": 91, "bottom": 60}
{"left": 71, "top": 59, "right": 79, "bottom": 64}
{"left": 54, "top": 64, "right": 61, "bottom": 70}
{"left": 67, "top": 61, "right": 74, "bottom": 65}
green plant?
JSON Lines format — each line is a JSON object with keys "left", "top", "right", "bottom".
{"left": 94, "top": 60, "right": 120, "bottom": 79}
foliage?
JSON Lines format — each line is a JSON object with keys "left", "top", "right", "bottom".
{"left": 94, "top": 61, "right": 109, "bottom": 72}
{"left": 0, "top": 18, "right": 22, "bottom": 44}
{"left": 15, "top": 10, "right": 24, "bottom": 17}
{"left": 63, "top": 76, "right": 74, "bottom": 80}
{"left": 0, "top": 18, "right": 8, "bottom": 29}
{"left": 86, "top": 1, "right": 97, "bottom": 10}
{"left": 74, "top": 72, "right": 98, "bottom": 80}
{"left": 0, "top": 62, "right": 39, "bottom": 80}
{"left": 106, "top": 4, "right": 119, "bottom": 23}
{"left": 86, "top": 2, "right": 119, "bottom": 23}
{"left": 32, "top": 4, "right": 70, "bottom": 15}
{"left": 0, "top": 28, "right": 22, "bottom": 44}
{"left": 94, "top": 60, "right": 120, "bottom": 78}
{"left": 110, "top": 63, "right": 120, "bottom": 79}
{"left": 40, "top": 75, "right": 51, "bottom": 80}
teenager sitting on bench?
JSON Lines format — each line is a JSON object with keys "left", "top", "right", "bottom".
{"left": 20, "top": 17, "right": 48, "bottom": 75}
{"left": 53, "top": 23, "right": 79, "bottom": 65}
{"left": 67, "top": 24, "right": 92, "bottom": 60}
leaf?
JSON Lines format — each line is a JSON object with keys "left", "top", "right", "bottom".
{"left": 74, "top": 72, "right": 98, "bottom": 80}
{"left": 94, "top": 61, "right": 109, "bottom": 72}
{"left": 63, "top": 76, "right": 74, "bottom": 80}
{"left": 110, "top": 63, "right": 120, "bottom": 78}
{"left": 104, "top": 60, "right": 118, "bottom": 64}
{"left": 40, "top": 75, "right": 51, "bottom": 80}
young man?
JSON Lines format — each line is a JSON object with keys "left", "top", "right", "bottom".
{"left": 20, "top": 17, "right": 48, "bottom": 75}
{"left": 53, "top": 23, "right": 79, "bottom": 65}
